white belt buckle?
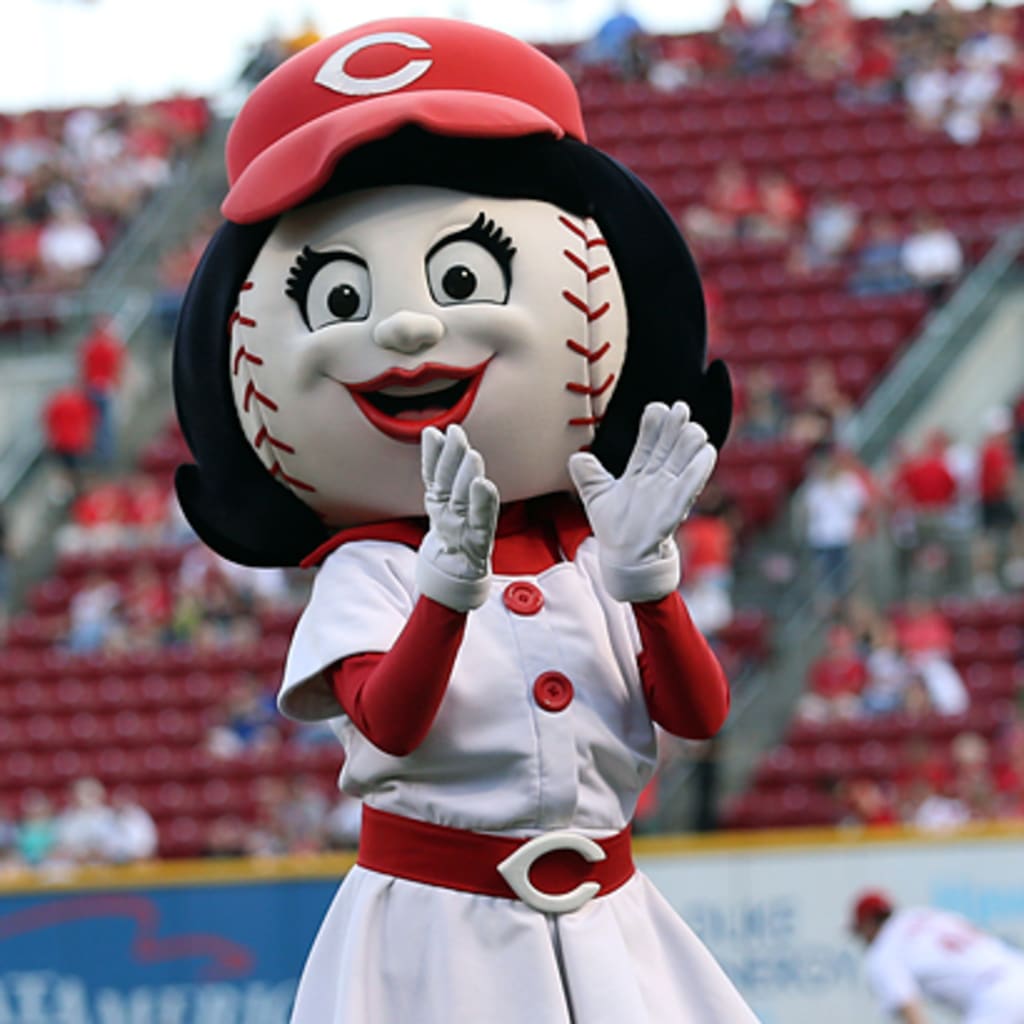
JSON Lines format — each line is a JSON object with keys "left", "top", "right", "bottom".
{"left": 497, "top": 831, "right": 606, "bottom": 914}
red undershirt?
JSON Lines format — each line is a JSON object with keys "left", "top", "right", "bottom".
{"left": 324, "top": 498, "right": 731, "bottom": 757}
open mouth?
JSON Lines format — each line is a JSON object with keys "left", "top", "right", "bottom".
{"left": 344, "top": 360, "right": 490, "bottom": 442}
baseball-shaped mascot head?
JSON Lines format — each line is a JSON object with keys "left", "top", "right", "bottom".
{"left": 174, "top": 18, "right": 731, "bottom": 566}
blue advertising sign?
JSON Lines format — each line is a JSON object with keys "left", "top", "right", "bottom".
{"left": 0, "top": 874, "right": 340, "bottom": 1023}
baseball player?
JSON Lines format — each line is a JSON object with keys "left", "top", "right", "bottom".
{"left": 173, "top": 18, "right": 758, "bottom": 1023}
{"left": 851, "top": 890, "right": 1024, "bottom": 1023}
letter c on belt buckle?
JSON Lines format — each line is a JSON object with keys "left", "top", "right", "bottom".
{"left": 497, "top": 832, "right": 606, "bottom": 914}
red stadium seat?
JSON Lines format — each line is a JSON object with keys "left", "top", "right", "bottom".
{"left": 159, "top": 816, "right": 205, "bottom": 858}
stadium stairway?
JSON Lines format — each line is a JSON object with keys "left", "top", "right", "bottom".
{"left": 712, "top": 248, "right": 1024, "bottom": 829}
{"left": 1, "top": 116, "right": 231, "bottom": 605}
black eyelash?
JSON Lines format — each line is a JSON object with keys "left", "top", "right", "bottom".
{"left": 463, "top": 212, "right": 517, "bottom": 264}
{"left": 285, "top": 246, "right": 366, "bottom": 331}
{"left": 425, "top": 212, "right": 516, "bottom": 291}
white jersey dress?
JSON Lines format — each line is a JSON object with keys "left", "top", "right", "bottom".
{"left": 279, "top": 534, "right": 760, "bottom": 1023}
{"left": 865, "top": 907, "right": 1024, "bottom": 1023}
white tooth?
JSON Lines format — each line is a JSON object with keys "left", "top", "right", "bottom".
{"left": 378, "top": 378, "right": 458, "bottom": 397}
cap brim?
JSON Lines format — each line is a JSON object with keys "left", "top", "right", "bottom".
{"left": 221, "top": 90, "right": 565, "bottom": 224}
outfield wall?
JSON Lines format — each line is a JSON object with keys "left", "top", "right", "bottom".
{"left": 1, "top": 824, "right": 1022, "bottom": 1023}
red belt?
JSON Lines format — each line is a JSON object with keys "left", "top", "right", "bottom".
{"left": 358, "top": 805, "right": 635, "bottom": 914}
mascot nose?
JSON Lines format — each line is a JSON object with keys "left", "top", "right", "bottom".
{"left": 373, "top": 311, "right": 445, "bottom": 354}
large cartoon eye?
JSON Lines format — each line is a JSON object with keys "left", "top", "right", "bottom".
{"left": 427, "top": 240, "right": 508, "bottom": 306}
{"left": 286, "top": 248, "right": 371, "bottom": 330}
{"left": 425, "top": 213, "right": 515, "bottom": 307}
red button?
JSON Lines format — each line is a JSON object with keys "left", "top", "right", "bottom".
{"left": 533, "top": 672, "right": 574, "bottom": 713}
{"left": 503, "top": 581, "right": 544, "bottom": 616}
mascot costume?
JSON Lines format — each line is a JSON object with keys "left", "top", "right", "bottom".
{"left": 173, "top": 17, "right": 759, "bottom": 1023}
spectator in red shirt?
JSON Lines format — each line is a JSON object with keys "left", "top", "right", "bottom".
{"left": 993, "top": 723, "right": 1024, "bottom": 817}
{"left": 843, "top": 777, "right": 898, "bottom": 827}
{"left": 0, "top": 214, "right": 43, "bottom": 286}
{"left": 978, "top": 405, "right": 1017, "bottom": 534}
{"left": 79, "top": 315, "right": 126, "bottom": 466}
{"left": 799, "top": 0, "right": 857, "bottom": 82}
{"left": 844, "top": 33, "right": 899, "bottom": 104}
{"left": 893, "top": 431, "right": 959, "bottom": 513}
{"left": 682, "top": 160, "right": 760, "bottom": 244}
{"left": 42, "top": 385, "right": 96, "bottom": 497}
{"left": 893, "top": 597, "right": 968, "bottom": 715}
{"left": 895, "top": 596, "right": 954, "bottom": 657}
{"left": 123, "top": 474, "right": 172, "bottom": 541}
{"left": 121, "top": 564, "right": 173, "bottom": 637}
{"left": 678, "top": 512, "right": 735, "bottom": 636}
{"left": 889, "top": 430, "right": 961, "bottom": 593}
{"left": 798, "top": 623, "right": 868, "bottom": 721}
{"left": 750, "top": 168, "right": 805, "bottom": 242}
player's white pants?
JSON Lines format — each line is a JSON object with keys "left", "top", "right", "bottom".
{"left": 965, "top": 973, "right": 1024, "bottom": 1024}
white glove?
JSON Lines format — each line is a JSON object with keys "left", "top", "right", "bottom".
{"left": 568, "top": 401, "right": 717, "bottom": 603}
{"left": 416, "top": 424, "right": 500, "bottom": 612}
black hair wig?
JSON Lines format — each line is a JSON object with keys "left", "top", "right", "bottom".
{"left": 173, "top": 126, "right": 732, "bottom": 567}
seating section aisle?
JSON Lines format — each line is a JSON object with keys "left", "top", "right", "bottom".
{"left": 0, "top": 96, "right": 210, "bottom": 336}
{"left": 723, "top": 595, "right": 1024, "bottom": 829}
{"left": 575, "top": 59, "right": 1023, "bottom": 528}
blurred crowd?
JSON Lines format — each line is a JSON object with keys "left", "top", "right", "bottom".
{"left": 795, "top": 398, "right": 1023, "bottom": 609}
{"left": 235, "top": 19, "right": 324, "bottom": 88}
{"left": 677, "top": 484, "right": 743, "bottom": 639}
{"left": 201, "top": 777, "right": 361, "bottom": 859}
{"left": 573, "top": 0, "right": 1022, "bottom": 146}
{"left": 585, "top": 1, "right": 1016, "bottom": 331}
{"left": 0, "top": 776, "right": 157, "bottom": 874}
{"left": 0, "top": 96, "right": 209, "bottom": 307}
{"left": 839, "top": 714, "right": 1024, "bottom": 830}
{"left": 798, "top": 597, "right": 970, "bottom": 723}
{"left": 41, "top": 314, "right": 127, "bottom": 497}
{"left": 684, "top": 163, "right": 965, "bottom": 302}
{"left": 732, "top": 357, "right": 856, "bottom": 448}
{"left": 59, "top": 540, "right": 297, "bottom": 656}
{"left": 786, "top": 395, "right": 1024, "bottom": 833}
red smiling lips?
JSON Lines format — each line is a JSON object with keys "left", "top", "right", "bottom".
{"left": 345, "top": 360, "right": 490, "bottom": 442}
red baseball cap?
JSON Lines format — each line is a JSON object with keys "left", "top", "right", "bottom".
{"left": 222, "top": 18, "right": 587, "bottom": 224}
{"left": 850, "top": 890, "right": 894, "bottom": 931}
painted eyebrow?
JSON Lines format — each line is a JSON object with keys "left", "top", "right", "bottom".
{"left": 425, "top": 212, "right": 517, "bottom": 288}
{"left": 285, "top": 246, "right": 368, "bottom": 330}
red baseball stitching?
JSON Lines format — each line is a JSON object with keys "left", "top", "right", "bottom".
{"left": 566, "top": 340, "right": 611, "bottom": 362}
{"left": 559, "top": 215, "right": 617, "bottom": 435}
{"left": 242, "top": 380, "right": 278, "bottom": 413}
{"left": 270, "top": 461, "right": 316, "bottom": 492}
{"left": 562, "top": 291, "right": 610, "bottom": 322}
{"left": 232, "top": 346, "right": 264, "bottom": 375}
{"left": 562, "top": 250, "right": 611, "bottom": 282}
{"left": 229, "top": 282, "right": 317, "bottom": 494}
{"left": 566, "top": 374, "right": 615, "bottom": 398}
{"left": 228, "top": 311, "right": 257, "bottom": 332}
{"left": 253, "top": 426, "right": 296, "bottom": 454}
{"left": 558, "top": 215, "right": 587, "bottom": 241}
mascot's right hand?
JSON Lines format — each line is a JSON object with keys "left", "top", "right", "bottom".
{"left": 416, "top": 424, "right": 500, "bottom": 612}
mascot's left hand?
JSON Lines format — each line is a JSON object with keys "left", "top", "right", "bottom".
{"left": 569, "top": 401, "right": 717, "bottom": 603}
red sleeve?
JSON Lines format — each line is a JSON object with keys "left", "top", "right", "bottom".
{"left": 328, "top": 596, "right": 466, "bottom": 757}
{"left": 633, "top": 591, "right": 731, "bottom": 739}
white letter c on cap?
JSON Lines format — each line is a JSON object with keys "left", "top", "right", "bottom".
{"left": 315, "top": 32, "right": 432, "bottom": 97}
